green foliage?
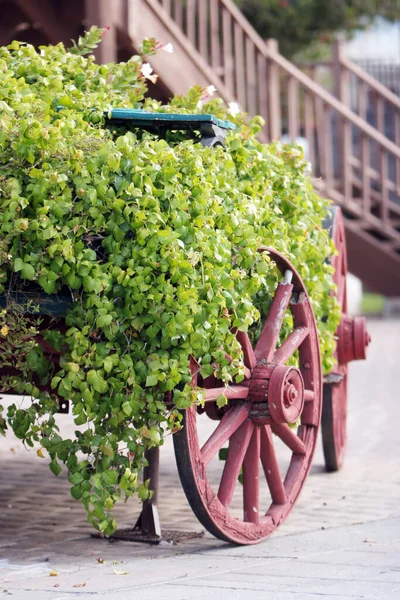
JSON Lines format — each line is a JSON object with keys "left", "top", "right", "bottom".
{"left": 0, "top": 29, "right": 339, "bottom": 534}
{"left": 234, "top": 0, "right": 400, "bottom": 57}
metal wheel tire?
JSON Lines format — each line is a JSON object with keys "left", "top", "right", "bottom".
{"left": 173, "top": 247, "right": 322, "bottom": 544}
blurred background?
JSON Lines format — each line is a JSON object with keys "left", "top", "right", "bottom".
{"left": 1, "top": 0, "right": 400, "bottom": 314}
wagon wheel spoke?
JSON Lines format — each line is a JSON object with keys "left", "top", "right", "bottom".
{"left": 273, "top": 326, "right": 309, "bottom": 364}
{"left": 200, "top": 404, "right": 248, "bottom": 466}
{"left": 218, "top": 420, "right": 254, "bottom": 507}
{"left": 260, "top": 425, "right": 287, "bottom": 505}
{"left": 242, "top": 427, "right": 261, "bottom": 523}
{"left": 236, "top": 330, "right": 257, "bottom": 371}
{"left": 203, "top": 385, "right": 249, "bottom": 402}
{"left": 254, "top": 278, "right": 293, "bottom": 362}
{"left": 271, "top": 422, "right": 306, "bottom": 455}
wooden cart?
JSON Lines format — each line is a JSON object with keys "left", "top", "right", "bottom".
{"left": 0, "top": 111, "right": 370, "bottom": 545}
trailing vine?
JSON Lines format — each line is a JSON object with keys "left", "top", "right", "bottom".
{"left": 0, "top": 28, "right": 340, "bottom": 534}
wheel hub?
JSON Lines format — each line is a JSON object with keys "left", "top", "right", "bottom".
{"left": 268, "top": 364, "right": 305, "bottom": 424}
{"left": 337, "top": 315, "right": 371, "bottom": 364}
{"left": 248, "top": 363, "right": 305, "bottom": 425}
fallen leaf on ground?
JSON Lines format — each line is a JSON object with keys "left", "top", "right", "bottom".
{"left": 49, "top": 570, "right": 58, "bottom": 577}
{"left": 363, "top": 538, "right": 376, "bottom": 543}
{"left": 73, "top": 582, "right": 86, "bottom": 588}
{"left": 112, "top": 567, "right": 128, "bottom": 575}
{"left": 97, "top": 557, "right": 104, "bottom": 564}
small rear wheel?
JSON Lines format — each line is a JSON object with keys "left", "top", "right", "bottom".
{"left": 173, "top": 247, "right": 322, "bottom": 544}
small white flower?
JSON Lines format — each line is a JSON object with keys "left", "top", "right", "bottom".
{"left": 196, "top": 100, "right": 204, "bottom": 110}
{"left": 161, "top": 43, "right": 174, "bottom": 53}
{"left": 206, "top": 85, "right": 217, "bottom": 96}
{"left": 228, "top": 102, "right": 240, "bottom": 117}
{"left": 141, "top": 63, "right": 158, "bottom": 84}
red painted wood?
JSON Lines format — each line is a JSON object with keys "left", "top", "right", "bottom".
{"left": 200, "top": 404, "right": 248, "bottom": 466}
{"left": 203, "top": 385, "right": 249, "bottom": 402}
{"left": 290, "top": 295, "right": 321, "bottom": 427}
{"left": 243, "top": 427, "right": 261, "bottom": 523}
{"left": 273, "top": 326, "right": 309, "bottom": 364}
{"left": 218, "top": 420, "right": 253, "bottom": 507}
{"left": 254, "top": 282, "right": 293, "bottom": 362}
{"left": 260, "top": 425, "right": 287, "bottom": 505}
{"left": 271, "top": 422, "right": 306, "bottom": 455}
{"left": 322, "top": 207, "right": 348, "bottom": 472}
{"left": 236, "top": 330, "right": 257, "bottom": 369}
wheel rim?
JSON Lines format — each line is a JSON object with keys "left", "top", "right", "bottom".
{"left": 173, "top": 247, "right": 322, "bottom": 544}
{"left": 322, "top": 207, "right": 348, "bottom": 471}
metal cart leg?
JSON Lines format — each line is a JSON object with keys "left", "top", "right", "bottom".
{"left": 111, "top": 447, "right": 162, "bottom": 544}
{"left": 133, "top": 447, "right": 161, "bottom": 538}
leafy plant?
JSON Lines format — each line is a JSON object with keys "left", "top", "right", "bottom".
{"left": 0, "top": 28, "right": 339, "bottom": 534}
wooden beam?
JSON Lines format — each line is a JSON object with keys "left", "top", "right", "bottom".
{"left": 85, "top": 0, "right": 126, "bottom": 64}
{"left": 13, "top": 0, "right": 74, "bottom": 45}
{"left": 0, "top": 2, "right": 29, "bottom": 45}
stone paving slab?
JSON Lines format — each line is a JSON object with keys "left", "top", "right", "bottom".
{"left": 2, "top": 517, "right": 399, "bottom": 599}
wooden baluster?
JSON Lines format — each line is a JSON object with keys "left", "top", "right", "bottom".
{"left": 234, "top": 21, "right": 246, "bottom": 108}
{"left": 186, "top": 0, "right": 196, "bottom": 46}
{"left": 304, "top": 92, "right": 315, "bottom": 173}
{"left": 342, "top": 119, "right": 352, "bottom": 202}
{"left": 287, "top": 76, "right": 299, "bottom": 142}
{"left": 198, "top": 0, "right": 208, "bottom": 61}
{"left": 246, "top": 37, "right": 257, "bottom": 117}
{"left": 222, "top": 8, "right": 233, "bottom": 92}
{"left": 266, "top": 40, "right": 281, "bottom": 140}
{"left": 376, "top": 97, "right": 385, "bottom": 136}
{"left": 361, "top": 133, "right": 371, "bottom": 217}
{"left": 210, "top": 0, "right": 220, "bottom": 71}
{"left": 315, "top": 97, "right": 327, "bottom": 179}
{"left": 174, "top": 0, "right": 184, "bottom": 29}
{"left": 257, "top": 52, "right": 268, "bottom": 136}
{"left": 324, "top": 104, "right": 334, "bottom": 190}
{"left": 395, "top": 112, "right": 400, "bottom": 196}
{"left": 358, "top": 80, "right": 367, "bottom": 120}
{"left": 380, "top": 149, "right": 389, "bottom": 224}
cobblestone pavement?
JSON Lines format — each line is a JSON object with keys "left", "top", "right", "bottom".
{"left": 0, "top": 317, "right": 399, "bottom": 599}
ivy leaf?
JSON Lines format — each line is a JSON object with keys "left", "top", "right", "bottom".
{"left": 103, "top": 356, "right": 113, "bottom": 373}
{"left": 14, "top": 258, "right": 35, "bottom": 280}
{"left": 87, "top": 370, "right": 108, "bottom": 393}
{"left": 216, "top": 394, "right": 228, "bottom": 408}
{"left": 145, "top": 374, "right": 158, "bottom": 387}
{"left": 97, "top": 314, "right": 113, "bottom": 328}
{"left": 49, "top": 459, "right": 62, "bottom": 476}
{"left": 103, "top": 470, "right": 118, "bottom": 486}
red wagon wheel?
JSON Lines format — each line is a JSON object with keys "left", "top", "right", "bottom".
{"left": 321, "top": 207, "right": 370, "bottom": 471}
{"left": 321, "top": 207, "right": 348, "bottom": 472}
{"left": 173, "top": 247, "right": 322, "bottom": 544}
